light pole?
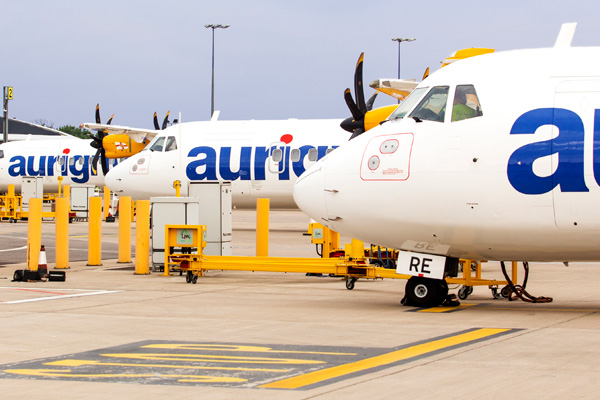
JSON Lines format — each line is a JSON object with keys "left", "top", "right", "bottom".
{"left": 205, "top": 24, "right": 230, "bottom": 118}
{"left": 391, "top": 37, "right": 415, "bottom": 79}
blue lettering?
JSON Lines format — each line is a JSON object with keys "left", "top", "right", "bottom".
{"left": 292, "top": 145, "right": 316, "bottom": 177}
{"left": 27, "top": 155, "right": 46, "bottom": 176}
{"left": 186, "top": 146, "right": 218, "bottom": 180}
{"left": 185, "top": 144, "right": 336, "bottom": 182}
{"left": 507, "top": 108, "right": 588, "bottom": 195}
{"left": 253, "top": 146, "right": 269, "bottom": 180}
{"left": 219, "top": 147, "right": 252, "bottom": 181}
{"left": 69, "top": 155, "right": 90, "bottom": 183}
{"left": 8, "top": 156, "right": 26, "bottom": 176}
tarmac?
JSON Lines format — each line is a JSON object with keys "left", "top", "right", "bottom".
{"left": 0, "top": 209, "right": 599, "bottom": 399}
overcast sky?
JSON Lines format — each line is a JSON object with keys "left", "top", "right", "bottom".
{"left": 2, "top": 1, "right": 600, "bottom": 129}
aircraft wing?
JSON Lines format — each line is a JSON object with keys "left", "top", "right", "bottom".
{"left": 369, "top": 79, "right": 419, "bottom": 101}
{"left": 82, "top": 123, "right": 158, "bottom": 144}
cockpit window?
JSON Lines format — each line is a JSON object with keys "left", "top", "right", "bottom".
{"left": 452, "top": 84, "right": 482, "bottom": 122}
{"left": 388, "top": 87, "right": 428, "bottom": 120}
{"left": 165, "top": 136, "right": 177, "bottom": 152}
{"left": 149, "top": 137, "right": 165, "bottom": 152}
{"left": 409, "top": 86, "right": 449, "bottom": 122}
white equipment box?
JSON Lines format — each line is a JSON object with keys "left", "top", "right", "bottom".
{"left": 70, "top": 185, "right": 97, "bottom": 218}
{"left": 151, "top": 182, "right": 232, "bottom": 269}
{"left": 21, "top": 177, "right": 44, "bottom": 212}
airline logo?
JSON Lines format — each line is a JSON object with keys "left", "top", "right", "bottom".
{"left": 508, "top": 108, "right": 600, "bottom": 195}
{"left": 7, "top": 149, "right": 117, "bottom": 183}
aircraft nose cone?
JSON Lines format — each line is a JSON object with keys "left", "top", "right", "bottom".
{"left": 293, "top": 161, "right": 328, "bottom": 224}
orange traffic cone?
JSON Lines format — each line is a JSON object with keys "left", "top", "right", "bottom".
{"left": 38, "top": 245, "right": 48, "bottom": 277}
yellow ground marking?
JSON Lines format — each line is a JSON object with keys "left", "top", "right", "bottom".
{"left": 143, "top": 344, "right": 357, "bottom": 356}
{"left": 260, "top": 328, "right": 510, "bottom": 389}
{"left": 3, "top": 369, "right": 246, "bottom": 383}
{"left": 46, "top": 359, "right": 289, "bottom": 372}
{"left": 101, "top": 353, "right": 325, "bottom": 365}
{"left": 417, "top": 303, "right": 478, "bottom": 313}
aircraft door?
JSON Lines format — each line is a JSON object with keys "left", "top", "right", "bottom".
{"left": 552, "top": 80, "right": 600, "bottom": 230}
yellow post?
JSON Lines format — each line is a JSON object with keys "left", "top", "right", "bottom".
{"left": 118, "top": 196, "right": 132, "bottom": 263}
{"left": 55, "top": 197, "right": 70, "bottom": 269}
{"left": 174, "top": 180, "right": 181, "bottom": 197}
{"left": 87, "top": 196, "right": 102, "bottom": 266}
{"left": 256, "top": 198, "right": 269, "bottom": 257}
{"left": 8, "top": 184, "right": 15, "bottom": 197}
{"left": 103, "top": 186, "right": 110, "bottom": 221}
{"left": 57, "top": 176, "right": 63, "bottom": 197}
{"left": 63, "top": 184, "right": 70, "bottom": 199}
{"left": 135, "top": 200, "right": 150, "bottom": 275}
{"left": 27, "top": 198, "right": 43, "bottom": 271}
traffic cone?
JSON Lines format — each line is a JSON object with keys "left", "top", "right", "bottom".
{"left": 38, "top": 245, "right": 48, "bottom": 277}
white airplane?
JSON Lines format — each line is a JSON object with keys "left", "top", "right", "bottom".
{"left": 0, "top": 105, "right": 144, "bottom": 193}
{"left": 102, "top": 118, "right": 346, "bottom": 207}
{"left": 293, "top": 23, "right": 599, "bottom": 305}
{"left": 100, "top": 54, "right": 401, "bottom": 207}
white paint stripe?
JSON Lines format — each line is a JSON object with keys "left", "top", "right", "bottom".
{"left": 0, "top": 246, "right": 27, "bottom": 252}
{"left": 2, "top": 290, "right": 120, "bottom": 304}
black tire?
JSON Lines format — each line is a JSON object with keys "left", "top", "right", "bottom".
{"left": 404, "top": 277, "right": 445, "bottom": 307}
{"left": 500, "top": 285, "right": 511, "bottom": 298}
{"left": 370, "top": 259, "right": 383, "bottom": 268}
{"left": 192, "top": 274, "right": 198, "bottom": 284}
{"left": 186, "top": 271, "right": 192, "bottom": 283}
{"left": 458, "top": 285, "right": 472, "bottom": 300}
{"left": 345, "top": 277, "right": 356, "bottom": 290}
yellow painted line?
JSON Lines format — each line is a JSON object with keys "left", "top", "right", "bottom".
{"left": 3, "top": 369, "right": 246, "bottom": 383}
{"left": 417, "top": 303, "right": 478, "bottom": 313}
{"left": 260, "top": 328, "right": 510, "bottom": 389}
{"left": 143, "top": 343, "right": 357, "bottom": 356}
{"left": 46, "top": 359, "right": 289, "bottom": 372}
{"left": 101, "top": 353, "right": 325, "bottom": 365}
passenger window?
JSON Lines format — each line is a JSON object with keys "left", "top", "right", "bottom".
{"left": 408, "top": 86, "right": 449, "bottom": 122}
{"left": 325, "top": 148, "right": 335, "bottom": 155}
{"left": 149, "top": 137, "right": 165, "bottom": 152}
{"left": 308, "top": 148, "right": 318, "bottom": 161}
{"left": 452, "top": 85, "right": 482, "bottom": 122}
{"left": 272, "top": 148, "right": 282, "bottom": 162}
{"left": 0, "top": 149, "right": 4, "bottom": 158}
{"left": 290, "top": 149, "right": 300, "bottom": 162}
{"left": 165, "top": 136, "right": 177, "bottom": 152}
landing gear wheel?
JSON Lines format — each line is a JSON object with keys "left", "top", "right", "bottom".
{"left": 458, "top": 285, "right": 473, "bottom": 300}
{"left": 191, "top": 274, "right": 198, "bottom": 284}
{"left": 345, "top": 277, "right": 357, "bottom": 290}
{"left": 186, "top": 271, "right": 193, "bottom": 283}
{"left": 500, "top": 285, "right": 512, "bottom": 298}
{"left": 403, "top": 277, "right": 446, "bottom": 307}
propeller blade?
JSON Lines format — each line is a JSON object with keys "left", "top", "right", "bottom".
{"left": 365, "top": 92, "right": 378, "bottom": 111}
{"left": 162, "top": 111, "right": 170, "bottom": 130}
{"left": 106, "top": 113, "right": 115, "bottom": 125}
{"left": 354, "top": 53, "right": 366, "bottom": 114}
{"left": 153, "top": 112, "right": 160, "bottom": 130}
{"left": 349, "top": 127, "right": 364, "bottom": 141}
{"left": 95, "top": 103, "right": 101, "bottom": 124}
{"left": 422, "top": 67, "right": 430, "bottom": 80}
{"left": 92, "top": 149, "right": 100, "bottom": 174}
{"left": 100, "top": 151, "right": 108, "bottom": 175}
{"left": 344, "top": 89, "right": 362, "bottom": 121}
